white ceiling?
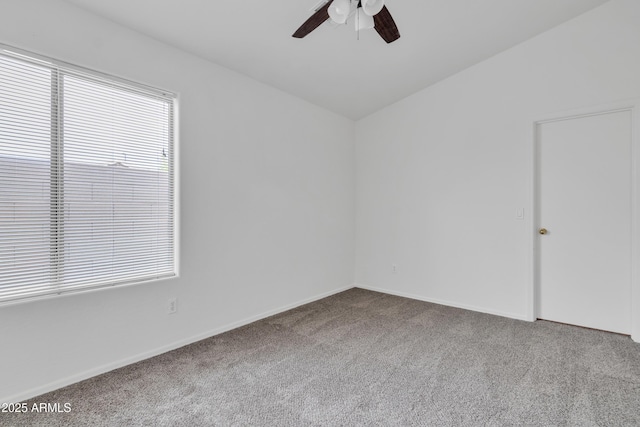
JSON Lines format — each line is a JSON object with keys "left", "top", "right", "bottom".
{"left": 63, "top": 0, "right": 609, "bottom": 120}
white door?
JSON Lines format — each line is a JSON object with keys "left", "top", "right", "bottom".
{"left": 537, "top": 109, "right": 632, "bottom": 334}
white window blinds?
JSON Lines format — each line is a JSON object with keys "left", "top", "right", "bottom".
{"left": 0, "top": 46, "right": 176, "bottom": 302}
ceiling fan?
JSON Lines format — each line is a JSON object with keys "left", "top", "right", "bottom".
{"left": 292, "top": 0, "right": 400, "bottom": 44}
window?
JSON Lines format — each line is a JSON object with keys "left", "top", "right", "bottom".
{"left": 0, "top": 46, "right": 176, "bottom": 302}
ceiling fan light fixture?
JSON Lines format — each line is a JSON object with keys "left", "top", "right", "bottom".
{"left": 361, "top": 0, "right": 384, "bottom": 16}
{"left": 292, "top": 0, "right": 399, "bottom": 43}
{"left": 328, "top": 0, "right": 351, "bottom": 24}
{"left": 355, "top": 8, "right": 375, "bottom": 30}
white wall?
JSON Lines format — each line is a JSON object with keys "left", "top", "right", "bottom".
{"left": 355, "top": 0, "right": 640, "bottom": 319}
{"left": 0, "top": 0, "right": 355, "bottom": 402}
{"left": 3, "top": 0, "right": 640, "bottom": 404}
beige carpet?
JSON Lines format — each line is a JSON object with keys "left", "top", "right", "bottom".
{"left": 3, "top": 288, "right": 640, "bottom": 426}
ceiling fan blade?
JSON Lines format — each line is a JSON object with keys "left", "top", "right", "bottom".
{"left": 292, "top": 1, "right": 334, "bottom": 38}
{"left": 373, "top": 6, "right": 400, "bottom": 43}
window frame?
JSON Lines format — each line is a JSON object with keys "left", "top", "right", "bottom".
{"left": 0, "top": 43, "right": 179, "bottom": 304}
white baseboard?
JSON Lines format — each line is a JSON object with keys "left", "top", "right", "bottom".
{"left": 355, "top": 283, "right": 530, "bottom": 322}
{"left": 2, "top": 284, "right": 356, "bottom": 404}
{"left": 4, "top": 283, "right": 534, "bottom": 403}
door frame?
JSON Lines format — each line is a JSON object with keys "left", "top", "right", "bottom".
{"left": 527, "top": 99, "right": 640, "bottom": 342}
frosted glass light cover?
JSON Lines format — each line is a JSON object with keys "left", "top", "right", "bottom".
{"left": 328, "top": 0, "right": 351, "bottom": 24}
{"left": 362, "top": 0, "right": 384, "bottom": 16}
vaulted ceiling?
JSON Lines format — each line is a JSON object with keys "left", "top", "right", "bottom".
{"left": 63, "top": 0, "right": 609, "bottom": 120}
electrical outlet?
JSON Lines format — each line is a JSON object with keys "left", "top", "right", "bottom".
{"left": 168, "top": 297, "right": 177, "bottom": 314}
{"left": 392, "top": 264, "right": 398, "bottom": 274}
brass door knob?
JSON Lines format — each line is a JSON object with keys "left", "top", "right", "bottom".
{"left": 539, "top": 228, "right": 548, "bottom": 235}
